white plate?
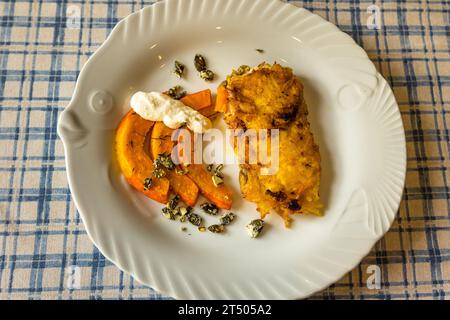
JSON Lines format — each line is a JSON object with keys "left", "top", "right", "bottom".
{"left": 57, "top": 0, "right": 406, "bottom": 299}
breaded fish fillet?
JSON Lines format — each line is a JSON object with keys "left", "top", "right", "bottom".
{"left": 223, "top": 63, "right": 321, "bottom": 226}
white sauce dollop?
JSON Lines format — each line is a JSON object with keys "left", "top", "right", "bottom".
{"left": 130, "top": 91, "right": 212, "bottom": 133}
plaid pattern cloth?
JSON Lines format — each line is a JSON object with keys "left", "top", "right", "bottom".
{"left": 0, "top": 0, "right": 448, "bottom": 300}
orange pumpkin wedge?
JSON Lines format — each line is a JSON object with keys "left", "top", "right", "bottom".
{"left": 198, "top": 105, "right": 217, "bottom": 118}
{"left": 182, "top": 89, "right": 217, "bottom": 117}
{"left": 177, "top": 131, "right": 233, "bottom": 209}
{"left": 115, "top": 110, "right": 170, "bottom": 203}
{"left": 169, "top": 126, "right": 233, "bottom": 209}
{"left": 182, "top": 90, "right": 233, "bottom": 209}
{"left": 150, "top": 122, "right": 199, "bottom": 207}
{"left": 180, "top": 89, "right": 212, "bottom": 110}
{"left": 176, "top": 128, "right": 233, "bottom": 209}
{"left": 150, "top": 117, "right": 233, "bottom": 208}
{"left": 183, "top": 164, "right": 233, "bottom": 209}
{"left": 215, "top": 84, "right": 228, "bottom": 113}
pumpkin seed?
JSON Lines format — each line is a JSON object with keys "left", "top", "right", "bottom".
{"left": 167, "top": 195, "right": 180, "bottom": 210}
{"left": 208, "top": 224, "right": 225, "bottom": 233}
{"left": 162, "top": 207, "right": 176, "bottom": 220}
{"left": 153, "top": 155, "right": 169, "bottom": 178}
{"left": 173, "top": 61, "right": 185, "bottom": 78}
{"left": 245, "top": 219, "right": 264, "bottom": 238}
{"left": 200, "top": 202, "right": 219, "bottom": 215}
{"left": 143, "top": 178, "right": 152, "bottom": 190}
{"left": 214, "top": 164, "right": 224, "bottom": 178}
{"left": 166, "top": 85, "right": 186, "bottom": 100}
{"left": 236, "top": 65, "right": 250, "bottom": 75}
{"left": 199, "top": 69, "right": 215, "bottom": 82}
{"left": 175, "top": 167, "right": 188, "bottom": 175}
{"left": 187, "top": 212, "right": 203, "bottom": 226}
{"left": 212, "top": 174, "right": 223, "bottom": 187}
{"left": 156, "top": 153, "right": 175, "bottom": 170}
{"left": 214, "top": 163, "right": 224, "bottom": 173}
{"left": 152, "top": 167, "right": 166, "bottom": 179}
{"left": 194, "top": 54, "right": 207, "bottom": 72}
{"left": 179, "top": 207, "right": 188, "bottom": 216}
{"left": 220, "top": 212, "right": 235, "bottom": 225}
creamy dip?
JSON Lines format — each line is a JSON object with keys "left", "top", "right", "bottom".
{"left": 130, "top": 91, "right": 212, "bottom": 133}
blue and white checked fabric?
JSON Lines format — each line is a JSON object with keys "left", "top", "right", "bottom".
{"left": 0, "top": 0, "right": 449, "bottom": 299}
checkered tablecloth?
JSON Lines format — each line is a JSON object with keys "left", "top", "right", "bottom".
{"left": 0, "top": 0, "right": 448, "bottom": 300}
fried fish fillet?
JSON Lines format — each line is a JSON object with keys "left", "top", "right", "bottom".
{"left": 223, "top": 63, "right": 321, "bottom": 226}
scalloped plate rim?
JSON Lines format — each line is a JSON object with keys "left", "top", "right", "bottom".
{"left": 57, "top": 0, "right": 406, "bottom": 300}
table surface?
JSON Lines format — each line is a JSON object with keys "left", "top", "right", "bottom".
{"left": 0, "top": 0, "right": 449, "bottom": 300}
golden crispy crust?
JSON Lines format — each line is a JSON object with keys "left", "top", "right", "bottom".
{"left": 224, "top": 63, "right": 303, "bottom": 130}
{"left": 224, "top": 63, "right": 322, "bottom": 226}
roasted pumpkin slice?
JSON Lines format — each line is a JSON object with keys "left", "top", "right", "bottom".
{"left": 198, "top": 105, "right": 217, "bottom": 118}
{"left": 115, "top": 110, "right": 170, "bottom": 204}
{"left": 151, "top": 121, "right": 232, "bottom": 209}
{"left": 215, "top": 84, "right": 228, "bottom": 113}
{"left": 150, "top": 122, "right": 199, "bottom": 207}
{"left": 183, "top": 91, "right": 233, "bottom": 208}
{"left": 183, "top": 164, "right": 233, "bottom": 209}
{"left": 180, "top": 89, "right": 216, "bottom": 117}
{"left": 180, "top": 89, "right": 212, "bottom": 110}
